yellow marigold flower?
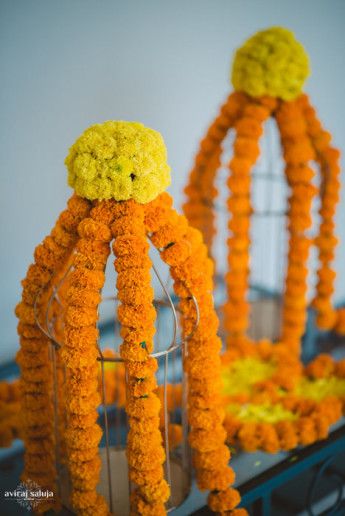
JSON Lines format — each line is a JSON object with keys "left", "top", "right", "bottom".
{"left": 231, "top": 27, "right": 310, "bottom": 100}
{"left": 66, "top": 121, "right": 171, "bottom": 204}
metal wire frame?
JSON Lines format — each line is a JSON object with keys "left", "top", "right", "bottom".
{"left": 210, "top": 117, "right": 322, "bottom": 341}
{"left": 33, "top": 253, "right": 199, "bottom": 513}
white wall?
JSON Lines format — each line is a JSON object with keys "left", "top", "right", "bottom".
{"left": 1, "top": 0, "right": 344, "bottom": 362}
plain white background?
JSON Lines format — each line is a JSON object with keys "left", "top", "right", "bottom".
{"left": 1, "top": 0, "right": 344, "bottom": 362}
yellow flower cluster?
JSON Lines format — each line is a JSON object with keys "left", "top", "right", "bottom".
{"left": 66, "top": 121, "right": 171, "bottom": 204}
{"left": 231, "top": 27, "right": 310, "bottom": 101}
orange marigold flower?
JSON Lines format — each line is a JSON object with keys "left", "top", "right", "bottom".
{"left": 67, "top": 194, "right": 91, "bottom": 218}
{"left": 305, "top": 354, "right": 334, "bottom": 379}
{"left": 33, "top": 243, "right": 62, "bottom": 272}
{"left": 69, "top": 456, "right": 101, "bottom": 480}
{"left": 118, "top": 304, "right": 156, "bottom": 328}
{"left": 144, "top": 193, "right": 173, "bottom": 233}
{"left": 193, "top": 445, "right": 230, "bottom": 471}
{"left": 315, "top": 309, "right": 337, "bottom": 330}
{"left": 189, "top": 426, "right": 227, "bottom": 452}
{"left": 65, "top": 425, "right": 102, "bottom": 450}
{"left": 297, "top": 417, "right": 317, "bottom": 446}
{"left": 71, "top": 489, "right": 98, "bottom": 510}
{"left": 126, "top": 394, "right": 161, "bottom": 419}
{"left": 275, "top": 421, "right": 298, "bottom": 451}
{"left": 197, "top": 466, "right": 235, "bottom": 491}
{"left": 150, "top": 215, "right": 188, "bottom": 249}
{"left": 111, "top": 214, "right": 145, "bottom": 237}
{"left": 67, "top": 392, "right": 101, "bottom": 416}
{"left": 129, "top": 375, "right": 157, "bottom": 398}
{"left": 237, "top": 422, "right": 259, "bottom": 452}
{"left": 257, "top": 423, "right": 280, "bottom": 453}
{"left": 335, "top": 358, "right": 345, "bottom": 377}
{"left": 227, "top": 197, "right": 252, "bottom": 216}
{"left": 51, "top": 224, "right": 76, "bottom": 248}
{"left": 117, "top": 284, "right": 154, "bottom": 306}
{"left": 65, "top": 287, "right": 101, "bottom": 308}
{"left": 234, "top": 137, "right": 260, "bottom": 160}
{"left": 243, "top": 103, "right": 269, "bottom": 121}
{"left": 140, "top": 478, "right": 170, "bottom": 504}
{"left": 114, "top": 253, "right": 152, "bottom": 273}
{"left": 129, "top": 466, "right": 164, "bottom": 486}
{"left": 75, "top": 239, "right": 110, "bottom": 270}
{"left": 89, "top": 199, "right": 117, "bottom": 225}
{"left": 120, "top": 324, "right": 155, "bottom": 344}
{"left": 235, "top": 117, "right": 263, "bottom": 138}
{"left": 126, "top": 357, "right": 158, "bottom": 378}
{"left": 116, "top": 268, "right": 151, "bottom": 290}
{"left": 113, "top": 234, "right": 149, "bottom": 257}
{"left": 65, "top": 305, "right": 98, "bottom": 328}
{"left": 69, "top": 268, "right": 105, "bottom": 290}
{"left": 61, "top": 345, "right": 99, "bottom": 370}
{"left": 229, "top": 157, "right": 253, "bottom": 176}
{"left": 68, "top": 447, "right": 100, "bottom": 464}
{"left": 64, "top": 325, "right": 99, "bottom": 349}
{"left": 127, "top": 446, "right": 166, "bottom": 471}
{"left": 160, "top": 239, "right": 192, "bottom": 266}
{"left": 208, "top": 487, "right": 241, "bottom": 513}
{"left": 130, "top": 491, "right": 166, "bottom": 516}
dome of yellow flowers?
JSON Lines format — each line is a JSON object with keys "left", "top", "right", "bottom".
{"left": 66, "top": 121, "right": 171, "bottom": 204}
{"left": 231, "top": 26, "right": 310, "bottom": 101}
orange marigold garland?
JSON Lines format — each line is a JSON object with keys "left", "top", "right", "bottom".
{"left": 0, "top": 380, "right": 21, "bottom": 447}
{"left": 145, "top": 194, "right": 246, "bottom": 515}
{"left": 224, "top": 97, "right": 276, "bottom": 346}
{"left": 111, "top": 199, "right": 169, "bottom": 515}
{"left": 276, "top": 98, "right": 318, "bottom": 353}
{"left": 183, "top": 92, "right": 248, "bottom": 252}
{"left": 298, "top": 94, "right": 341, "bottom": 330}
{"left": 334, "top": 307, "right": 345, "bottom": 335}
{"left": 15, "top": 194, "right": 90, "bottom": 512}
{"left": 62, "top": 208, "right": 112, "bottom": 516}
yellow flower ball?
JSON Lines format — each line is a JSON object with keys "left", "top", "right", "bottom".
{"left": 231, "top": 27, "right": 310, "bottom": 101}
{"left": 65, "top": 121, "right": 171, "bottom": 204}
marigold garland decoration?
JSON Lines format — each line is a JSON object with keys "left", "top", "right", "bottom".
{"left": 15, "top": 194, "right": 90, "bottom": 513}
{"left": 16, "top": 121, "right": 244, "bottom": 515}
{"left": 299, "top": 94, "right": 341, "bottom": 330}
{"left": 183, "top": 27, "right": 343, "bottom": 452}
{"left": 184, "top": 26, "right": 341, "bottom": 346}
{"left": 144, "top": 195, "right": 245, "bottom": 513}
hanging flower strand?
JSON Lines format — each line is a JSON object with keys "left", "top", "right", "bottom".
{"left": 276, "top": 98, "right": 318, "bottom": 354}
{"left": 15, "top": 194, "right": 91, "bottom": 512}
{"left": 111, "top": 199, "right": 169, "bottom": 516}
{"left": 183, "top": 92, "right": 248, "bottom": 252}
{"left": 225, "top": 96, "right": 277, "bottom": 347}
{"left": 145, "top": 194, "right": 246, "bottom": 515}
{"left": 61, "top": 209, "right": 113, "bottom": 516}
{"left": 297, "top": 94, "right": 341, "bottom": 331}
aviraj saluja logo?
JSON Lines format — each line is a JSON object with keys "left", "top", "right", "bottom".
{"left": 4, "top": 479, "right": 54, "bottom": 510}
